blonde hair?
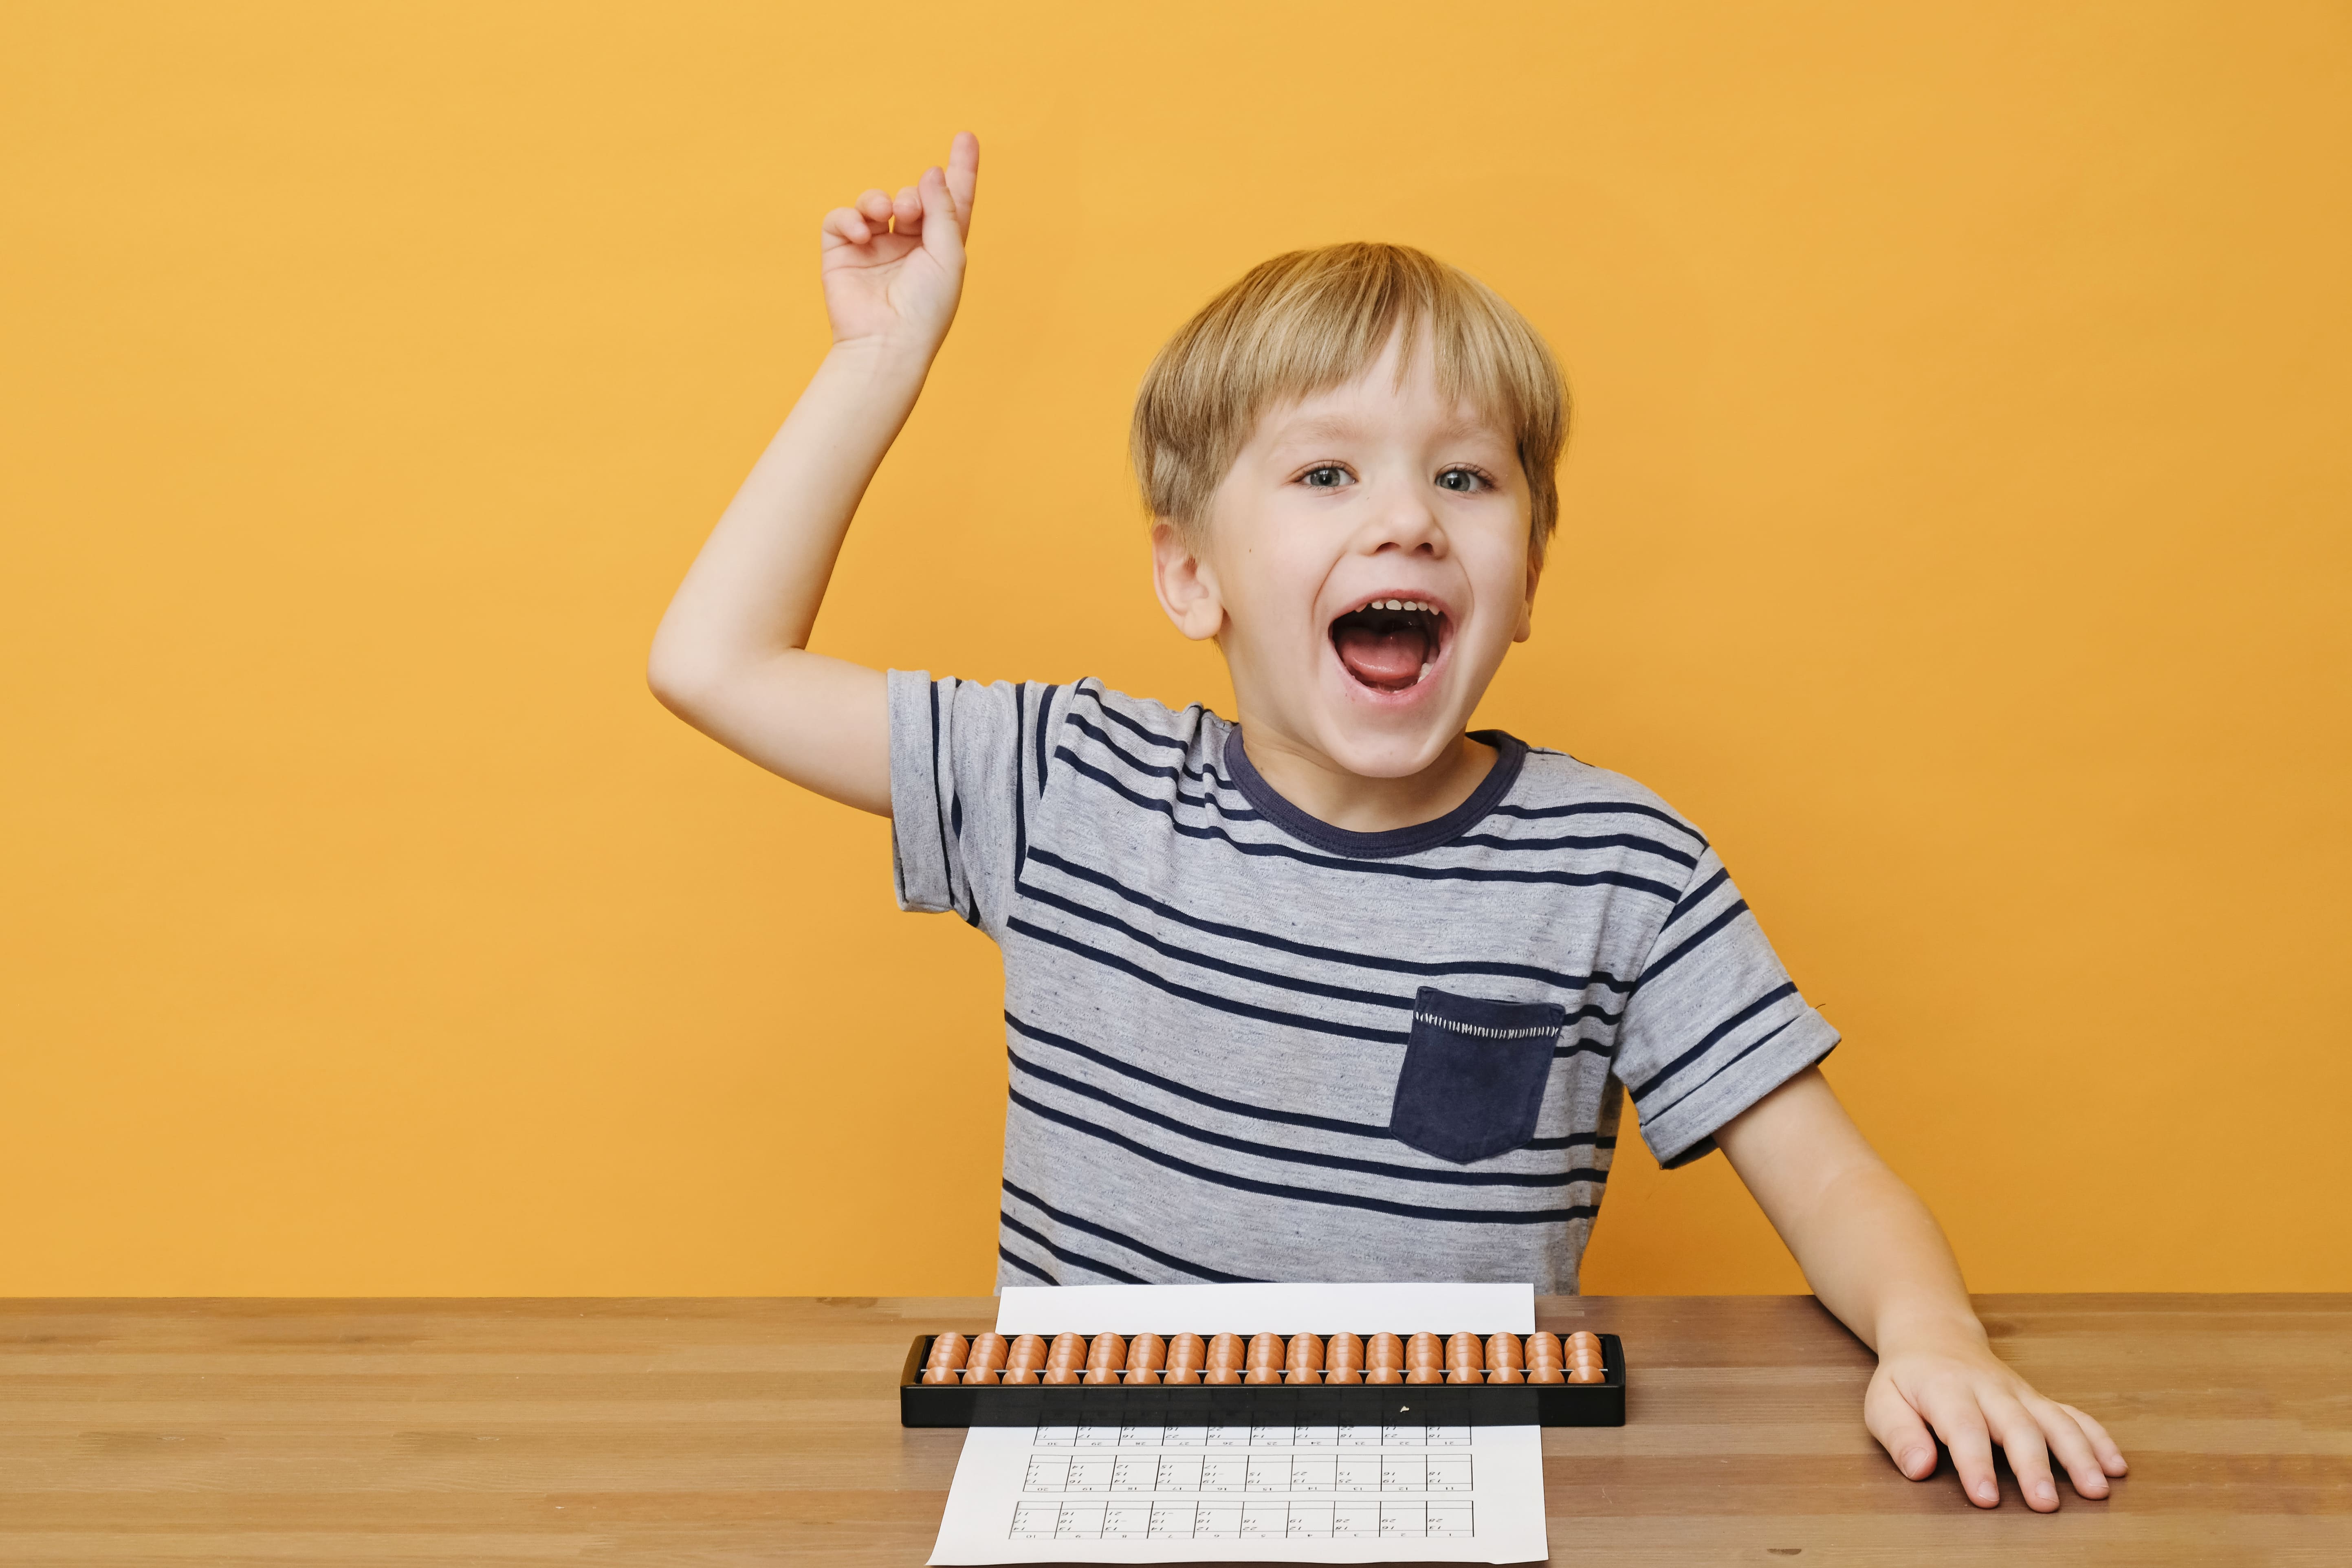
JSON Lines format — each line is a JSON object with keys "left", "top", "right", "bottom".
{"left": 1131, "top": 242, "right": 1570, "bottom": 567}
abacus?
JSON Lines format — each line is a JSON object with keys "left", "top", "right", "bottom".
{"left": 899, "top": 1329, "right": 1625, "bottom": 1427}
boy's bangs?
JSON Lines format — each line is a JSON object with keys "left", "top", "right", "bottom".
{"left": 1132, "top": 243, "right": 1568, "bottom": 565}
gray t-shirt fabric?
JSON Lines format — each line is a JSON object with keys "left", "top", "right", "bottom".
{"left": 887, "top": 671, "right": 1839, "bottom": 1294}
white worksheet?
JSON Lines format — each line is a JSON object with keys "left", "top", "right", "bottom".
{"left": 926, "top": 1283, "right": 1549, "bottom": 1565}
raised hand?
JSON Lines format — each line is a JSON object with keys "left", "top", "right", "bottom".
{"left": 819, "top": 132, "right": 979, "bottom": 358}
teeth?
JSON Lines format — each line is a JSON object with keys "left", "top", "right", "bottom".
{"left": 1367, "top": 598, "right": 1435, "bottom": 614}
{"left": 1419, "top": 662, "right": 1432, "bottom": 680}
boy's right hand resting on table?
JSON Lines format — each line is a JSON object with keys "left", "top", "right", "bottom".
{"left": 646, "top": 133, "right": 980, "bottom": 816}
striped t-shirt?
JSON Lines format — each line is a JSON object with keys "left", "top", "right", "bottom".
{"left": 887, "top": 673, "right": 1838, "bottom": 1294}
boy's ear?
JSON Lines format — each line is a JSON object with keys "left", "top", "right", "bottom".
{"left": 1151, "top": 520, "right": 1226, "bottom": 642}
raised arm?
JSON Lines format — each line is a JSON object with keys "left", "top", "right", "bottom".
{"left": 1715, "top": 1067, "right": 2128, "bottom": 1510}
{"left": 647, "top": 132, "right": 980, "bottom": 816}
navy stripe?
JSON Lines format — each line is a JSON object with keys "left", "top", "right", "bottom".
{"left": 1659, "top": 866, "right": 1730, "bottom": 932}
{"left": 1639, "top": 1018, "right": 1801, "bottom": 1124}
{"left": 1008, "top": 1086, "right": 1602, "bottom": 1227}
{"left": 1001, "top": 1180, "right": 1264, "bottom": 1283}
{"left": 1034, "top": 683, "right": 1060, "bottom": 794}
{"left": 1447, "top": 831, "right": 1699, "bottom": 870}
{"left": 949, "top": 790, "right": 978, "bottom": 927}
{"left": 1492, "top": 799, "right": 1707, "bottom": 847}
{"left": 1012, "top": 1049, "right": 1609, "bottom": 1190}
{"left": 1531, "top": 1130, "right": 1617, "bottom": 1152}
{"left": 927, "top": 682, "right": 955, "bottom": 905}
{"left": 1011, "top": 683, "right": 1028, "bottom": 880}
{"left": 1005, "top": 1011, "right": 1615, "bottom": 1152}
{"left": 1077, "top": 686, "right": 1196, "bottom": 754}
{"left": 999, "top": 1244, "right": 1055, "bottom": 1283}
{"left": 1064, "top": 713, "right": 1259, "bottom": 810}
{"left": 1634, "top": 900, "right": 1752, "bottom": 989}
{"left": 1055, "top": 751, "right": 1682, "bottom": 898}
{"left": 1025, "top": 849, "right": 1633, "bottom": 994}
{"left": 1626, "top": 982, "right": 1800, "bottom": 1103}
{"left": 1025, "top": 879, "right": 1630, "bottom": 1026}
{"left": 1008, "top": 1012, "right": 1396, "bottom": 1139}
{"left": 1008, "top": 918, "right": 1409, "bottom": 1043}
{"left": 999, "top": 1211, "right": 1148, "bottom": 1283}
{"left": 1021, "top": 885, "right": 1421, "bottom": 1014}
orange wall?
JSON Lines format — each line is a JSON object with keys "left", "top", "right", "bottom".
{"left": 3, "top": 1, "right": 2347, "bottom": 1296}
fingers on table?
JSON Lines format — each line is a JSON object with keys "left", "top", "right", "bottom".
{"left": 1982, "top": 1390, "right": 2062, "bottom": 1511}
{"left": 1862, "top": 1379, "right": 1941, "bottom": 1480}
{"left": 1917, "top": 1386, "right": 2001, "bottom": 1507}
{"left": 2032, "top": 1396, "right": 2118, "bottom": 1499}
{"left": 2057, "top": 1401, "right": 2130, "bottom": 1476}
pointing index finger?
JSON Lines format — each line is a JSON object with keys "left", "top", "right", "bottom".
{"left": 944, "top": 130, "right": 979, "bottom": 232}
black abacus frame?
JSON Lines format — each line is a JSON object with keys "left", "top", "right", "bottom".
{"left": 898, "top": 1333, "right": 1626, "bottom": 1428}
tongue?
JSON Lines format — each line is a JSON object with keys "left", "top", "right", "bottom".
{"left": 1335, "top": 622, "right": 1432, "bottom": 691}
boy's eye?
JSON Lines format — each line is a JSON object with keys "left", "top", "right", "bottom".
{"left": 1302, "top": 466, "right": 1350, "bottom": 488}
{"left": 1436, "top": 468, "right": 1487, "bottom": 493}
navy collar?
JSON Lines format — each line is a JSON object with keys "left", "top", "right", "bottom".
{"left": 1223, "top": 728, "right": 1528, "bottom": 860}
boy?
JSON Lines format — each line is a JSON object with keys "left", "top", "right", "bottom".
{"left": 649, "top": 134, "right": 2127, "bottom": 1511}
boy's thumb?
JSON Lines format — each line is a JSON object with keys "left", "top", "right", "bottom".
{"left": 918, "top": 167, "right": 965, "bottom": 264}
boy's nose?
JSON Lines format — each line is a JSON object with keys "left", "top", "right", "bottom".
{"left": 1358, "top": 481, "right": 1446, "bottom": 556}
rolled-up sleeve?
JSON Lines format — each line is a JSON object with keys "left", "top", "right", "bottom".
{"left": 888, "top": 669, "right": 1060, "bottom": 938}
{"left": 1611, "top": 847, "right": 1841, "bottom": 1168}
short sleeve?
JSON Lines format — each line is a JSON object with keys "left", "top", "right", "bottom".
{"left": 1612, "top": 847, "right": 1841, "bottom": 1169}
{"left": 887, "top": 669, "right": 1060, "bottom": 938}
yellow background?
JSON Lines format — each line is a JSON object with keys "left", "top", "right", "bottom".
{"left": 4, "top": 2, "right": 2348, "bottom": 1297}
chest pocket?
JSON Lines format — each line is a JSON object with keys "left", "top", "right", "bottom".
{"left": 1387, "top": 986, "right": 1567, "bottom": 1164}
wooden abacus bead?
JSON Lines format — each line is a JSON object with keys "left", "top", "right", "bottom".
{"left": 1205, "top": 1331, "right": 1245, "bottom": 1384}
{"left": 1243, "top": 1329, "right": 1284, "bottom": 1383}
{"left": 1405, "top": 1331, "right": 1443, "bottom": 1383}
{"left": 1124, "top": 1332, "right": 1166, "bottom": 1385}
{"left": 1485, "top": 1333, "right": 1524, "bottom": 1371}
{"left": 1163, "top": 1333, "right": 1204, "bottom": 1385}
{"left": 1043, "top": 1331, "right": 1085, "bottom": 1384}
{"left": 1367, "top": 1333, "right": 1404, "bottom": 1371}
{"left": 1445, "top": 1331, "right": 1484, "bottom": 1383}
{"left": 922, "top": 1332, "right": 969, "bottom": 1383}
{"left": 963, "top": 1333, "right": 1008, "bottom": 1385}
{"left": 1244, "top": 1330, "right": 1284, "bottom": 1384}
{"left": 1003, "top": 1334, "right": 1046, "bottom": 1384}
{"left": 1527, "top": 1363, "right": 1564, "bottom": 1383}
{"left": 1525, "top": 1332, "right": 1562, "bottom": 1369}
{"left": 1485, "top": 1364, "right": 1525, "bottom": 1383}
{"left": 1324, "top": 1332, "right": 1363, "bottom": 1384}
{"left": 1284, "top": 1333, "right": 1324, "bottom": 1383}
{"left": 1567, "top": 1330, "right": 1602, "bottom": 1361}
{"left": 1084, "top": 1332, "right": 1128, "bottom": 1383}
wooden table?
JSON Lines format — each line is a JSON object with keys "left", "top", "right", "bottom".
{"left": 2, "top": 1295, "right": 2344, "bottom": 1565}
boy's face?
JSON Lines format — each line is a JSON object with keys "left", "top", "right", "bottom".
{"left": 1152, "top": 328, "right": 1539, "bottom": 781}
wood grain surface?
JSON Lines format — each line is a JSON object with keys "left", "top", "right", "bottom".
{"left": 2, "top": 1294, "right": 2344, "bottom": 1565}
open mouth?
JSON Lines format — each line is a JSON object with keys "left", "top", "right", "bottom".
{"left": 1329, "top": 596, "right": 1449, "bottom": 693}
